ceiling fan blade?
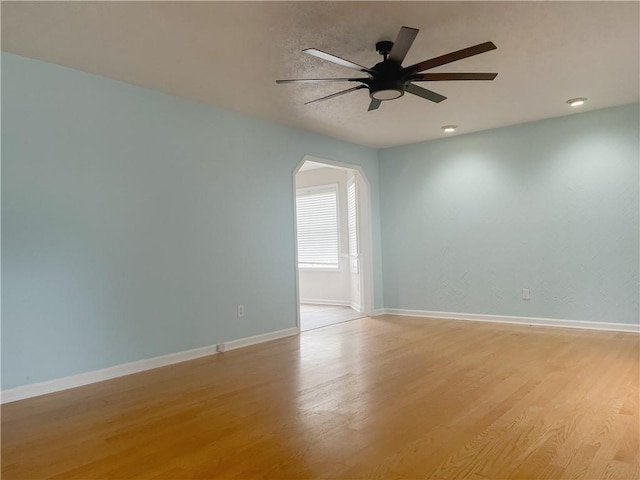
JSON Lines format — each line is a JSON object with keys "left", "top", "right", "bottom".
{"left": 368, "top": 98, "right": 382, "bottom": 111}
{"left": 403, "top": 41, "right": 497, "bottom": 74}
{"left": 405, "top": 83, "right": 447, "bottom": 103}
{"left": 411, "top": 72, "right": 498, "bottom": 81}
{"left": 303, "top": 48, "right": 374, "bottom": 73}
{"left": 276, "top": 78, "right": 369, "bottom": 84}
{"left": 304, "top": 85, "right": 366, "bottom": 105}
{"left": 388, "top": 26, "right": 419, "bottom": 64}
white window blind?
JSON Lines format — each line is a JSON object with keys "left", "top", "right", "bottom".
{"left": 347, "top": 179, "right": 359, "bottom": 273}
{"left": 296, "top": 185, "right": 339, "bottom": 269}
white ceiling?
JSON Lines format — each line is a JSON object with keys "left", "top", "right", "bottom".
{"left": 2, "top": 2, "right": 639, "bottom": 148}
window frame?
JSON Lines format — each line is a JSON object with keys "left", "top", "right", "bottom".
{"left": 295, "top": 183, "right": 342, "bottom": 272}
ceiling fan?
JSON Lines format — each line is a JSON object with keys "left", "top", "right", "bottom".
{"left": 276, "top": 26, "right": 497, "bottom": 111}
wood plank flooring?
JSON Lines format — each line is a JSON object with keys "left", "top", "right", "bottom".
{"left": 299, "top": 303, "right": 364, "bottom": 331}
{"left": 2, "top": 315, "right": 639, "bottom": 479}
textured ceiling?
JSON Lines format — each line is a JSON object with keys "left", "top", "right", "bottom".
{"left": 2, "top": 1, "right": 639, "bottom": 148}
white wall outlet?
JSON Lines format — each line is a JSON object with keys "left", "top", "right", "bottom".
{"left": 237, "top": 304, "right": 245, "bottom": 318}
{"left": 522, "top": 288, "right": 530, "bottom": 300}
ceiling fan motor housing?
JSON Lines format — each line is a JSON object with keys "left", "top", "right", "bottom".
{"left": 369, "top": 60, "right": 405, "bottom": 100}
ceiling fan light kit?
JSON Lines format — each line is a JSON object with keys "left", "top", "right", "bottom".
{"left": 371, "top": 86, "right": 404, "bottom": 101}
{"left": 276, "top": 26, "right": 497, "bottom": 111}
{"left": 370, "top": 80, "right": 405, "bottom": 100}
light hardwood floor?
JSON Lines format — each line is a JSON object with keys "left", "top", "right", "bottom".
{"left": 2, "top": 315, "right": 638, "bottom": 479}
{"left": 299, "top": 303, "right": 365, "bottom": 331}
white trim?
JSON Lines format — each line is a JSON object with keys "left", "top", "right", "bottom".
{"left": 300, "top": 299, "right": 351, "bottom": 307}
{"left": 300, "top": 299, "right": 363, "bottom": 312}
{"left": 2, "top": 327, "right": 300, "bottom": 404}
{"left": 1, "top": 343, "right": 220, "bottom": 404}
{"left": 372, "top": 308, "right": 386, "bottom": 316}
{"left": 350, "top": 302, "right": 363, "bottom": 313}
{"left": 381, "top": 309, "right": 640, "bottom": 333}
{"left": 216, "top": 327, "right": 299, "bottom": 352}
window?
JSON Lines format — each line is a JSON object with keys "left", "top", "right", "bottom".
{"left": 296, "top": 185, "right": 339, "bottom": 269}
{"left": 347, "top": 178, "right": 359, "bottom": 273}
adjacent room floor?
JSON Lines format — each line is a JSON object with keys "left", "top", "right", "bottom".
{"left": 299, "top": 303, "right": 365, "bottom": 331}
{"left": 2, "top": 316, "right": 638, "bottom": 479}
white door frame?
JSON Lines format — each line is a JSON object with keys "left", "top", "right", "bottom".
{"left": 292, "top": 155, "right": 375, "bottom": 331}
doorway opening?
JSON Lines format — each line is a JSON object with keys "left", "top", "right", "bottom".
{"left": 293, "top": 156, "right": 373, "bottom": 332}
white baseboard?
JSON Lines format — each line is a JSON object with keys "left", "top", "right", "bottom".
{"left": 1, "top": 343, "right": 219, "bottom": 404}
{"left": 2, "top": 327, "right": 300, "bottom": 404}
{"left": 300, "top": 299, "right": 363, "bottom": 313}
{"left": 300, "top": 298, "right": 351, "bottom": 307}
{"left": 381, "top": 309, "right": 640, "bottom": 333}
{"left": 217, "top": 327, "right": 299, "bottom": 352}
{"left": 350, "top": 302, "right": 363, "bottom": 313}
{"left": 372, "top": 308, "right": 386, "bottom": 316}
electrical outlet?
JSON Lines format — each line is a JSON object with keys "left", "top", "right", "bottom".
{"left": 237, "top": 304, "right": 245, "bottom": 318}
{"left": 522, "top": 288, "right": 530, "bottom": 300}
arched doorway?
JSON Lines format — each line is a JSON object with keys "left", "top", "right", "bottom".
{"left": 293, "top": 155, "right": 374, "bottom": 331}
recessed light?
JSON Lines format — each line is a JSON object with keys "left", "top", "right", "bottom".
{"left": 442, "top": 125, "right": 457, "bottom": 133}
{"left": 566, "top": 97, "right": 587, "bottom": 107}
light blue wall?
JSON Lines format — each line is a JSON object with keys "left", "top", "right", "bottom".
{"left": 379, "top": 104, "right": 639, "bottom": 325}
{"left": 3, "top": 53, "right": 638, "bottom": 391}
{"left": 1, "top": 53, "right": 383, "bottom": 390}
